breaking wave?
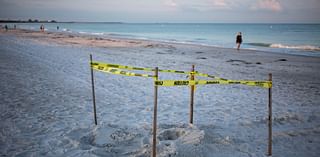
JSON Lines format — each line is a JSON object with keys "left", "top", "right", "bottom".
{"left": 247, "top": 43, "right": 320, "bottom": 51}
{"left": 79, "top": 31, "right": 104, "bottom": 35}
{"left": 270, "top": 44, "right": 320, "bottom": 51}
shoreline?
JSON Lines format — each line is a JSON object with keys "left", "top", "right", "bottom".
{"left": 1, "top": 28, "right": 319, "bottom": 58}
{"left": 2, "top": 22, "right": 320, "bottom": 57}
{"left": 2, "top": 28, "right": 320, "bottom": 73}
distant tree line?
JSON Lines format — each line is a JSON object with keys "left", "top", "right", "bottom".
{"left": 0, "top": 19, "right": 124, "bottom": 24}
{"left": 0, "top": 19, "right": 57, "bottom": 23}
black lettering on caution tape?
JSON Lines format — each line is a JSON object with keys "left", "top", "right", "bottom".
{"left": 228, "top": 81, "right": 241, "bottom": 84}
{"left": 219, "top": 78, "right": 228, "bottom": 81}
{"left": 98, "top": 66, "right": 104, "bottom": 70}
{"left": 107, "top": 64, "right": 120, "bottom": 68}
{"left": 174, "top": 81, "right": 189, "bottom": 85}
{"left": 174, "top": 70, "right": 186, "bottom": 74}
{"left": 206, "top": 81, "right": 220, "bottom": 84}
{"left": 133, "top": 67, "right": 145, "bottom": 70}
{"left": 110, "top": 69, "right": 118, "bottom": 73}
{"left": 155, "top": 81, "right": 163, "bottom": 85}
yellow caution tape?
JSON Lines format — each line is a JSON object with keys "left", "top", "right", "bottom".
{"left": 91, "top": 61, "right": 191, "bottom": 74}
{"left": 91, "top": 61, "right": 224, "bottom": 79}
{"left": 91, "top": 64, "right": 155, "bottom": 78}
{"left": 91, "top": 62, "right": 154, "bottom": 71}
{"left": 154, "top": 80, "right": 272, "bottom": 88}
{"left": 91, "top": 61, "right": 272, "bottom": 88}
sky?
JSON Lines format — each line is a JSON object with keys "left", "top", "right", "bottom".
{"left": 0, "top": 0, "right": 320, "bottom": 23}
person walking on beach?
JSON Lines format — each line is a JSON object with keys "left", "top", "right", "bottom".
{"left": 40, "top": 24, "right": 44, "bottom": 32}
{"left": 236, "top": 32, "right": 242, "bottom": 50}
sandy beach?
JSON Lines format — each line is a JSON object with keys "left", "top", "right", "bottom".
{"left": 1, "top": 29, "right": 320, "bottom": 157}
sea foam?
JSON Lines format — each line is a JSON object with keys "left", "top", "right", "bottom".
{"left": 270, "top": 44, "right": 320, "bottom": 51}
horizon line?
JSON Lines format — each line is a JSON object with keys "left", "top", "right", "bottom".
{"left": 1, "top": 20, "right": 319, "bottom": 25}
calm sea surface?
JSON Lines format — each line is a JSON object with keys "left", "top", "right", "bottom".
{"left": 5, "top": 23, "right": 320, "bottom": 57}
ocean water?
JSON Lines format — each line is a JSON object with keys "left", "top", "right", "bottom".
{"left": 4, "top": 23, "right": 320, "bottom": 57}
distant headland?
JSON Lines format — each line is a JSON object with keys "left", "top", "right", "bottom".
{"left": 0, "top": 19, "right": 57, "bottom": 23}
{"left": 0, "top": 19, "right": 58, "bottom": 23}
{"left": 0, "top": 19, "right": 123, "bottom": 24}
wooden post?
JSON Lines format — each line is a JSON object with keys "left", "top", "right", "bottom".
{"left": 152, "top": 67, "right": 159, "bottom": 157}
{"left": 90, "top": 54, "right": 98, "bottom": 125}
{"left": 190, "top": 65, "right": 195, "bottom": 124}
{"left": 268, "top": 73, "right": 272, "bottom": 156}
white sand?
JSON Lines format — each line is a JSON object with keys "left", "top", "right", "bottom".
{"left": 0, "top": 29, "right": 320, "bottom": 157}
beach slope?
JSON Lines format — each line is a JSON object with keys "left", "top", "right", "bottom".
{"left": 1, "top": 29, "right": 320, "bottom": 157}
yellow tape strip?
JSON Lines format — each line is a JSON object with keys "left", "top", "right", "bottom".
{"left": 91, "top": 61, "right": 272, "bottom": 88}
{"left": 91, "top": 62, "right": 211, "bottom": 76}
{"left": 92, "top": 64, "right": 155, "bottom": 78}
{"left": 91, "top": 62, "right": 154, "bottom": 71}
{"left": 155, "top": 80, "right": 272, "bottom": 88}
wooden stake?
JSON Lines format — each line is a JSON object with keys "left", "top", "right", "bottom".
{"left": 152, "top": 67, "right": 159, "bottom": 157}
{"left": 268, "top": 73, "right": 272, "bottom": 156}
{"left": 190, "top": 65, "right": 195, "bottom": 124}
{"left": 90, "top": 54, "right": 98, "bottom": 125}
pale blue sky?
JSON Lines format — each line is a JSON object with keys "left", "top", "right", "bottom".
{"left": 0, "top": 0, "right": 319, "bottom": 23}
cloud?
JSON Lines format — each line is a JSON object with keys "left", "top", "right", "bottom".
{"left": 251, "top": 0, "right": 282, "bottom": 12}
{"left": 164, "top": 0, "right": 233, "bottom": 11}
{"left": 212, "top": 0, "right": 228, "bottom": 7}
{"left": 164, "top": 0, "right": 177, "bottom": 7}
